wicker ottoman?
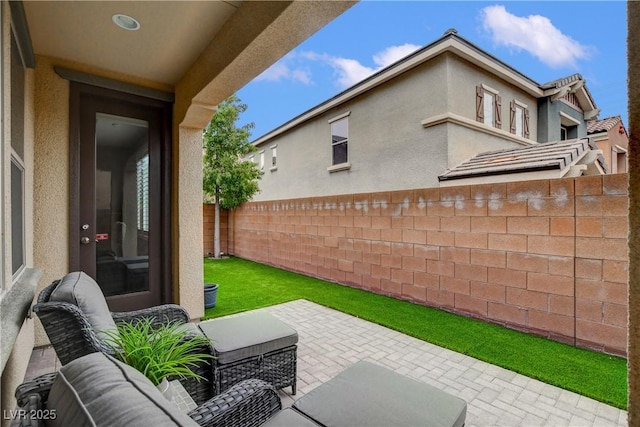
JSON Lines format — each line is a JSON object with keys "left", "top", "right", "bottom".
{"left": 198, "top": 312, "right": 298, "bottom": 395}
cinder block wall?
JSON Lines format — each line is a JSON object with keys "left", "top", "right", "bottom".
{"left": 203, "top": 205, "right": 228, "bottom": 257}
{"left": 228, "top": 174, "right": 629, "bottom": 356}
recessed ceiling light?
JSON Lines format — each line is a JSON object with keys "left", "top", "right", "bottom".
{"left": 112, "top": 14, "right": 140, "bottom": 31}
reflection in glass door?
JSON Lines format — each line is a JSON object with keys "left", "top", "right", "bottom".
{"left": 95, "top": 113, "right": 149, "bottom": 297}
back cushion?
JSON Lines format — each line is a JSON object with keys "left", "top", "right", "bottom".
{"left": 47, "top": 352, "right": 198, "bottom": 427}
{"left": 50, "top": 271, "right": 117, "bottom": 339}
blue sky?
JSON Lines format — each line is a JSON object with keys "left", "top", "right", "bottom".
{"left": 237, "top": 1, "right": 627, "bottom": 141}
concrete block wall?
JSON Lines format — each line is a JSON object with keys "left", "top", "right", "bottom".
{"left": 227, "top": 174, "right": 629, "bottom": 356}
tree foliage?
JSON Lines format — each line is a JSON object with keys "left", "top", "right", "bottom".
{"left": 202, "top": 95, "right": 261, "bottom": 209}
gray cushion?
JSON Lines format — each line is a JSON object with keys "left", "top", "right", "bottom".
{"left": 260, "top": 408, "right": 319, "bottom": 427}
{"left": 50, "top": 271, "right": 117, "bottom": 339}
{"left": 47, "top": 352, "right": 198, "bottom": 427}
{"left": 198, "top": 312, "right": 298, "bottom": 364}
{"left": 293, "top": 360, "right": 467, "bottom": 427}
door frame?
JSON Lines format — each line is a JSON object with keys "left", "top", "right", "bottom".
{"left": 69, "top": 82, "right": 173, "bottom": 306}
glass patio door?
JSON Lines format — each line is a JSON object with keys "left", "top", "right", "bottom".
{"left": 71, "top": 83, "right": 172, "bottom": 311}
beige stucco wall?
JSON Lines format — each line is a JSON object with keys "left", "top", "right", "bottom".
{"left": 445, "top": 53, "right": 539, "bottom": 143}
{"left": 172, "top": 126, "right": 204, "bottom": 319}
{"left": 253, "top": 50, "right": 544, "bottom": 202}
{"left": 1, "top": 2, "right": 37, "bottom": 420}
{"left": 32, "top": 55, "right": 70, "bottom": 346}
{"left": 593, "top": 126, "right": 629, "bottom": 174}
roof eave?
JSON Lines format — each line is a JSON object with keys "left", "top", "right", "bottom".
{"left": 253, "top": 32, "right": 544, "bottom": 146}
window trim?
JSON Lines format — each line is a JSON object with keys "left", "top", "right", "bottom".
{"left": 259, "top": 150, "right": 265, "bottom": 170}
{"left": 269, "top": 144, "right": 277, "bottom": 172}
{"left": 328, "top": 112, "right": 350, "bottom": 170}
{"left": 476, "top": 84, "right": 501, "bottom": 129}
{"left": 509, "top": 100, "right": 530, "bottom": 139}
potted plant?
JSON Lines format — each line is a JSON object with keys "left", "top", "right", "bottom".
{"left": 100, "top": 318, "right": 214, "bottom": 388}
{"left": 204, "top": 283, "right": 219, "bottom": 308}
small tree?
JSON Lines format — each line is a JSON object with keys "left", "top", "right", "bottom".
{"left": 203, "top": 95, "right": 262, "bottom": 259}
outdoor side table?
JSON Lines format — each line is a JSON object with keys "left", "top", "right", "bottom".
{"left": 198, "top": 311, "right": 298, "bottom": 395}
{"left": 270, "top": 360, "right": 467, "bottom": 427}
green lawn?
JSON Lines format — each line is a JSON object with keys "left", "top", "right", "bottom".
{"left": 203, "top": 256, "right": 628, "bottom": 409}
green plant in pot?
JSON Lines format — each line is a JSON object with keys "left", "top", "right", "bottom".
{"left": 100, "top": 318, "right": 214, "bottom": 387}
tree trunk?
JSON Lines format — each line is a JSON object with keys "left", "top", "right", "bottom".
{"left": 214, "top": 188, "right": 221, "bottom": 259}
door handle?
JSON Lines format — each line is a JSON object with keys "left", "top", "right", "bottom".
{"left": 80, "top": 236, "right": 92, "bottom": 245}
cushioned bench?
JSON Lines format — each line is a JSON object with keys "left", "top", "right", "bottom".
{"left": 198, "top": 312, "right": 298, "bottom": 395}
{"left": 14, "top": 352, "right": 281, "bottom": 427}
{"left": 263, "top": 360, "right": 467, "bottom": 427}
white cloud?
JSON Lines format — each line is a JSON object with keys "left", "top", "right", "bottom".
{"left": 255, "top": 55, "right": 312, "bottom": 84}
{"left": 373, "top": 44, "right": 421, "bottom": 68}
{"left": 481, "top": 5, "right": 592, "bottom": 69}
{"left": 303, "top": 43, "right": 421, "bottom": 89}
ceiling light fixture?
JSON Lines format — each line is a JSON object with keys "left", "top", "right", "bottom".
{"left": 112, "top": 14, "right": 140, "bottom": 31}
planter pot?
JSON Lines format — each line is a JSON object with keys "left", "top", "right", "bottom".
{"left": 204, "top": 283, "right": 219, "bottom": 308}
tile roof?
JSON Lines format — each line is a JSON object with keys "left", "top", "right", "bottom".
{"left": 439, "top": 138, "right": 604, "bottom": 181}
{"left": 541, "top": 74, "right": 582, "bottom": 89}
{"left": 587, "top": 116, "right": 622, "bottom": 134}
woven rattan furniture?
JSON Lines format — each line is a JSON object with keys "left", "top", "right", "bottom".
{"left": 33, "top": 272, "right": 214, "bottom": 404}
{"left": 14, "top": 352, "right": 281, "bottom": 427}
{"left": 198, "top": 312, "right": 298, "bottom": 395}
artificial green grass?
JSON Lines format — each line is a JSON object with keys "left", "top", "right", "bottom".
{"left": 203, "top": 257, "right": 628, "bottom": 409}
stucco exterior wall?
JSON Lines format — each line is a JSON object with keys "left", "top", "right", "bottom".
{"left": 172, "top": 127, "right": 204, "bottom": 319}
{"left": 231, "top": 174, "right": 629, "bottom": 356}
{"left": 1, "top": 2, "right": 37, "bottom": 419}
{"left": 593, "top": 126, "right": 629, "bottom": 174}
{"left": 444, "top": 53, "right": 539, "bottom": 143}
{"left": 253, "top": 55, "right": 450, "bottom": 201}
{"left": 253, "top": 52, "right": 546, "bottom": 202}
{"left": 538, "top": 98, "right": 588, "bottom": 143}
{"left": 32, "top": 56, "right": 70, "bottom": 346}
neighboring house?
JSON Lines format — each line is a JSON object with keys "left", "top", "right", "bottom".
{"left": 587, "top": 115, "right": 629, "bottom": 173}
{"left": 0, "top": 1, "right": 351, "bottom": 422}
{"left": 250, "top": 29, "right": 603, "bottom": 201}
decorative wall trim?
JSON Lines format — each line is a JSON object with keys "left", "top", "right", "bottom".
{"left": 1, "top": 268, "right": 42, "bottom": 373}
{"left": 421, "top": 112, "right": 534, "bottom": 146}
{"left": 9, "top": 1, "right": 35, "bottom": 68}
{"left": 54, "top": 67, "right": 175, "bottom": 103}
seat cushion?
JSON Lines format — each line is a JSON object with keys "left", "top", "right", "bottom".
{"left": 260, "top": 408, "right": 319, "bottom": 427}
{"left": 198, "top": 312, "right": 298, "bottom": 364}
{"left": 293, "top": 360, "right": 467, "bottom": 427}
{"left": 47, "top": 352, "right": 198, "bottom": 427}
{"left": 50, "top": 271, "right": 117, "bottom": 339}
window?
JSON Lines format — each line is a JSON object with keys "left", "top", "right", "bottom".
{"left": 10, "top": 30, "right": 26, "bottom": 278}
{"left": 259, "top": 150, "right": 265, "bottom": 170}
{"left": 476, "top": 85, "right": 501, "bottom": 129}
{"left": 509, "top": 101, "right": 530, "bottom": 138}
{"left": 136, "top": 155, "right": 149, "bottom": 232}
{"left": 11, "top": 158, "right": 24, "bottom": 275}
{"left": 560, "top": 112, "right": 579, "bottom": 141}
{"left": 270, "top": 145, "right": 277, "bottom": 170}
{"left": 331, "top": 117, "right": 348, "bottom": 165}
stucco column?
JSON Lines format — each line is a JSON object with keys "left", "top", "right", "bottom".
{"left": 173, "top": 126, "right": 204, "bottom": 320}
{"left": 628, "top": 1, "right": 639, "bottom": 423}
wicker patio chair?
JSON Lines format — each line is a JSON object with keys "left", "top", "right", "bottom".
{"left": 33, "top": 272, "right": 214, "bottom": 404}
{"left": 15, "top": 368, "right": 281, "bottom": 427}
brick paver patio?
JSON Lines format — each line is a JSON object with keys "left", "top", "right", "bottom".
{"left": 20, "top": 299, "right": 627, "bottom": 426}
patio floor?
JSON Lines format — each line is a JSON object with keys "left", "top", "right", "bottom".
{"left": 19, "top": 299, "right": 627, "bottom": 426}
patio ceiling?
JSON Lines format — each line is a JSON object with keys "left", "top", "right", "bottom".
{"left": 22, "top": 1, "right": 242, "bottom": 87}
